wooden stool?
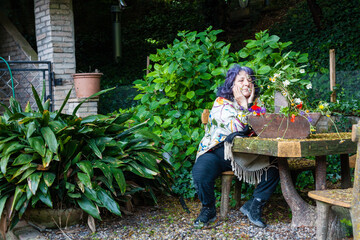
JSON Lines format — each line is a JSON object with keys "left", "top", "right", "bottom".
{"left": 220, "top": 158, "right": 317, "bottom": 218}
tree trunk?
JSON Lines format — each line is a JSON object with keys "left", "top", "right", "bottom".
{"left": 306, "top": 0, "right": 323, "bottom": 30}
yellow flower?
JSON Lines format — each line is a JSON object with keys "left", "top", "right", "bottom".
{"left": 305, "top": 110, "right": 310, "bottom": 113}
{"left": 242, "top": 114, "right": 246, "bottom": 117}
{"left": 291, "top": 103, "right": 295, "bottom": 106}
{"left": 326, "top": 114, "right": 330, "bottom": 118}
{"left": 319, "top": 105, "right": 324, "bottom": 109}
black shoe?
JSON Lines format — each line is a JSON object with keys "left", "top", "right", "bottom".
{"left": 193, "top": 206, "right": 216, "bottom": 228}
{"left": 240, "top": 197, "right": 254, "bottom": 216}
{"left": 243, "top": 197, "right": 267, "bottom": 228}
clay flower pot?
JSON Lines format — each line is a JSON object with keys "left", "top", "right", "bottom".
{"left": 248, "top": 113, "right": 322, "bottom": 139}
{"left": 73, "top": 72, "right": 102, "bottom": 98}
{"left": 24, "top": 208, "right": 84, "bottom": 229}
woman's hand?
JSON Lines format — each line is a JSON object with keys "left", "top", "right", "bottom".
{"left": 233, "top": 85, "right": 248, "bottom": 109}
{"left": 248, "top": 83, "right": 255, "bottom": 104}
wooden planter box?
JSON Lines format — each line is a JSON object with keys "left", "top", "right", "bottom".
{"left": 248, "top": 113, "right": 322, "bottom": 139}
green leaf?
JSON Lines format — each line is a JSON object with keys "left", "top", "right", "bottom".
{"left": 96, "top": 188, "right": 121, "bottom": 216}
{"left": 153, "top": 116, "right": 162, "bottom": 125}
{"left": 43, "top": 172, "right": 56, "bottom": 187}
{"left": 42, "top": 148, "right": 53, "bottom": 168}
{"left": 111, "top": 168, "right": 126, "bottom": 195}
{"left": 77, "top": 172, "right": 92, "bottom": 189}
{"left": 31, "top": 85, "right": 44, "bottom": 113}
{"left": 54, "top": 89, "right": 72, "bottom": 120}
{"left": 257, "top": 65, "right": 271, "bottom": 74}
{"left": 1, "top": 154, "right": 11, "bottom": 174}
{"left": 4, "top": 142, "right": 25, "bottom": 156}
{"left": 186, "top": 91, "right": 195, "bottom": 99}
{"left": 0, "top": 195, "right": 9, "bottom": 217}
{"left": 29, "top": 137, "right": 46, "bottom": 157}
{"left": 72, "top": 88, "right": 115, "bottom": 116}
{"left": 77, "top": 196, "right": 101, "bottom": 220}
{"left": 28, "top": 172, "right": 42, "bottom": 195}
{"left": 158, "top": 98, "right": 170, "bottom": 105}
{"left": 12, "top": 154, "right": 33, "bottom": 166}
{"left": 38, "top": 192, "right": 52, "bottom": 208}
{"left": 77, "top": 161, "right": 94, "bottom": 178}
{"left": 41, "top": 127, "right": 58, "bottom": 153}
{"left": 88, "top": 139, "right": 102, "bottom": 159}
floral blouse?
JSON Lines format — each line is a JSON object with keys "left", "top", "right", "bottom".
{"left": 196, "top": 97, "right": 248, "bottom": 160}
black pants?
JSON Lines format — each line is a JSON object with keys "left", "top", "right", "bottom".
{"left": 192, "top": 145, "right": 280, "bottom": 207}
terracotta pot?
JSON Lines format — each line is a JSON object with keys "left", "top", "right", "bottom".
{"left": 248, "top": 113, "right": 322, "bottom": 139}
{"left": 73, "top": 73, "right": 102, "bottom": 98}
{"left": 24, "top": 208, "right": 84, "bottom": 229}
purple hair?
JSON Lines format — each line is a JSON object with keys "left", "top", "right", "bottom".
{"left": 217, "top": 65, "right": 260, "bottom": 101}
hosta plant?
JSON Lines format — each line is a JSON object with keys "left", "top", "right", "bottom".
{"left": 0, "top": 86, "right": 173, "bottom": 236}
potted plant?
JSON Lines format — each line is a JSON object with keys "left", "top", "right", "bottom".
{"left": 73, "top": 69, "right": 102, "bottom": 98}
{"left": 0, "top": 86, "right": 173, "bottom": 237}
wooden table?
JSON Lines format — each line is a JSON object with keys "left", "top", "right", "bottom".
{"left": 232, "top": 132, "right": 357, "bottom": 227}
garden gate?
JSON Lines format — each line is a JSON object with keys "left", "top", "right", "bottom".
{"left": 0, "top": 60, "right": 54, "bottom": 112}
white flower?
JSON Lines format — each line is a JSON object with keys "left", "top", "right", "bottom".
{"left": 306, "top": 83, "right": 312, "bottom": 89}
{"left": 283, "top": 80, "right": 290, "bottom": 87}
{"left": 299, "top": 69, "right": 305, "bottom": 74}
{"left": 274, "top": 73, "right": 280, "bottom": 79}
{"left": 294, "top": 98, "right": 302, "bottom": 104}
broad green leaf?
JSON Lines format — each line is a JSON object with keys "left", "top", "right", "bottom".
{"left": 153, "top": 116, "right": 162, "bottom": 125}
{"left": 77, "top": 196, "right": 101, "bottom": 220}
{"left": 42, "top": 149, "right": 53, "bottom": 168}
{"left": 77, "top": 161, "right": 94, "bottom": 178}
{"left": 67, "top": 193, "right": 81, "bottom": 198}
{"left": 38, "top": 179, "right": 48, "bottom": 195}
{"left": 88, "top": 139, "right": 102, "bottom": 159}
{"left": 29, "top": 137, "right": 46, "bottom": 157}
{"left": 17, "top": 168, "right": 36, "bottom": 184}
{"left": 4, "top": 142, "right": 25, "bottom": 156}
{"left": 77, "top": 172, "right": 92, "bottom": 189}
{"left": 38, "top": 192, "right": 52, "bottom": 208}
{"left": 27, "top": 172, "right": 42, "bottom": 195}
{"left": 43, "top": 172, "right": 56, "bottom": 187}
{"left": 186, "top": 91, "right": 195, "bottom": 99}
{"left": 0, "top": 194, "right": 9, "bottom": 217}
{"left": 31, "top": 85, "right": 44, "bottom": 113}
{"left": 55, "top": 89, "right": 72, "bottom": 120}
{"left": 257, "top": 65, "right": 271, "bottom": 74}
{"left": 111, "top": 168, "right": 126, "bottom": 194}
{"left": 96, "top": 188, "right": 121, "bottom": 216}
{"left": 1, "top": 154, "right": 11, "bottom": 174}
{"left": 11, "top": 185, "right": 24, "bottom": 216}
{"left": 12, "top": 154, "right": 33, "bottom": 166}
{"left": 93, "top": 161, "right": 112, "bottom": 185}
{"left": 11, "top": 163, "right": 35, "bottom": 180}
{"left": 41, "top": 127, "right": 58, "bottom": 153}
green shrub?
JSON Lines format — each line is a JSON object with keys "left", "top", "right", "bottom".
{"left": 130, "top": 27, "right": 311, "bottom": 197}
{"left": 0, "top": 87, "right": 173, "bottom": 232}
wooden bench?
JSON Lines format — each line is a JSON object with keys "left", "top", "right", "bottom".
{"left": 308, "top": 122, "right": 359, "bottom": 240}
{"left": 201, "top": 109, "right": 317, "bottom": 218}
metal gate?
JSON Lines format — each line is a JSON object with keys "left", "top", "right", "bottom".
{"left": 0, "top": 60, "right": 54, "bottom": 112}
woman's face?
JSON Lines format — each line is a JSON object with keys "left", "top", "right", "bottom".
{"left": 233, "top": 70, "right": 253, "bottom": 98}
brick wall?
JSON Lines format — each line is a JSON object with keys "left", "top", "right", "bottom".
{"left": 34, "top": 0, "right": 98, "bottom": 117}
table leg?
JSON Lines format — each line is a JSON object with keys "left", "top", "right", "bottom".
{"left": 315, "top": 155, "right": 327, "bottom": 190}
{"left": 278, "top": 158, "right": 315, "bottom": 228}
{"left": 340, "top": 154, "right": 351, "bottom": 188}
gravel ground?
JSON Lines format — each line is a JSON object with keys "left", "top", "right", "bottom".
{"left": 40, "top": 195, "right": 317, "bottom": 240}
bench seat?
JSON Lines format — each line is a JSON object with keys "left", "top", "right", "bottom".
{"left": 308, "top": 188, "right": 353, "bottom": 208}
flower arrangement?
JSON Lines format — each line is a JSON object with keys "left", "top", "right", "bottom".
{"left": 237, "top": 30, "right": 342, "bottom": 139}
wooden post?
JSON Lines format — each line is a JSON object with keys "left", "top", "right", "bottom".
{"left": 146, "top": 56, "right": 150, "bottom": 75}
{"left": 329, "top": 49, "right": 336, "bottom": 103}
{"left": 351, "top": 122, "right": 360, "bottom": 239}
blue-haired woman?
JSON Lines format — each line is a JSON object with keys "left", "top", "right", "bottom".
{"left": 192, "top": 65, "right": 279, "bottom": 228}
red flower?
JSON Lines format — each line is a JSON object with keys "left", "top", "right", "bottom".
{"left": 250, "top": 104, "right": 261, "bottom": 116}
{"left": 296, "top": 102, "right": 303, "bottom": 109}
{"left": 290, "top": 114, "right": 296, "bottom": 122}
